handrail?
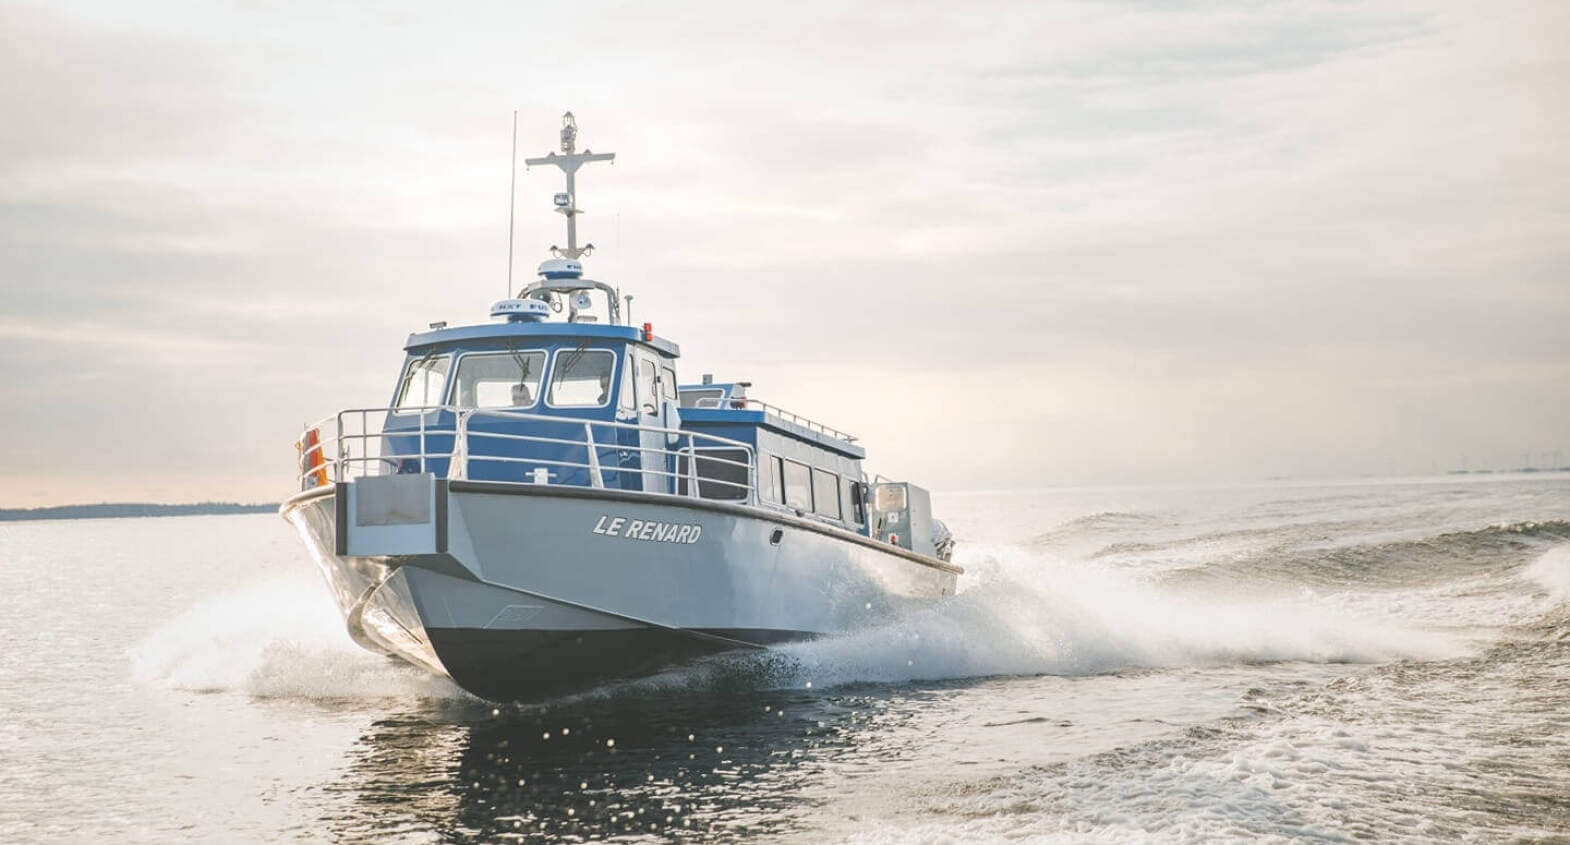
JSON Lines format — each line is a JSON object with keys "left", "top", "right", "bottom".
{"left": 294, "top": 405, "right": 757, "bottom": 505}
{"left": 462, "top": 407, "right": 755, "bottom": 451}
{"left": 691, "top": 397, "right": 858, "bottom": 443}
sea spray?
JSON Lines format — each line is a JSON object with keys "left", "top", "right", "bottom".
{"left": 127, "top": 574, "right": 462, "bottom": 700}
{"left": 766, "top": 543, "right": 1467, "bottom": 689}
{"left": 560, "top": 541, "right": 1471, "bottom": 700}
{"left": 1521, "top": 544, "right": 1570, "bottom": 604}
{"left": 129, "top": 531, "right": 1540, "bottom": 702}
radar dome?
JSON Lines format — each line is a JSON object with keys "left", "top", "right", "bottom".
{"left": 490, "top": 299, "right": 551, "bottom": 322}
{"left": 538, "top": 258, "right": 583, "bottom": 280}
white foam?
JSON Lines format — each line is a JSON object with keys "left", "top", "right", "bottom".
{"left": 773, "top": 543, "right": 1467, "bottom": 690}
{"left": 127, "top": 538, "right": 1487, "bottom": 702}
{"left": 1521, "top": 544, "right": 1570, "bottom": 604}
{"left": 127, "top": 575, "right": 462, "bottom": 701}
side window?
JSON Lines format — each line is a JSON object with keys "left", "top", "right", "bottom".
{"left": 759, "top": 454, "right": 785, "bottom": 504}
{"left": 617, "top": 355, "right": 636, "bottom": 416}
{"left": 812, "top": 468, "right": 841, "bottom": 519}
{"left": 678, "top": 448, "right": 751, "bottom": 500}
{"left": 637, "top": 357, "right": 659, "bottom": 414}
{"left": 844, "top": 478, "right": 865, "bottom": 525}
{"left": 661, "top": 366, "right": 678, "bottom": 401}
{"left": 547, "top": 349, "right": 616, "bottom": 407}
{"left": 782, "top": 460, "right": 812, "bottom": 511}
{"left": 395, "top": 355, "right": 450, "bottom": 410}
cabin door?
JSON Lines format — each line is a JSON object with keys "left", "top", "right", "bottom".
{"left": 631, "top": 351, "right": 670, "bottom": 493}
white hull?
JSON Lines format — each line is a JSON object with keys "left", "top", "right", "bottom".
{"left": 283, "top": 477, "right": 959, "bottom": 700}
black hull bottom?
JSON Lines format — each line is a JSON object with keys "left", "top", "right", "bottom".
{"left": 425, "top": 627, "right": 811, "bottom": 702}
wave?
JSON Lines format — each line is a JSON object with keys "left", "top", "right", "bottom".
{"left": 776, "top": 545, "right": 1466, "bottom": 687}
{"left": 1522, "top": 544, "right": 1570, "bottom": 606}
{"left": 134, "top": 529, "right": 1563, "bottom": 703}
{"left": 1152, "top": 520, "right": 1570, "bottom": 592}
{"left": 127, "top": 576, "right": 465, "bottom": 701}
{"left": 1026, "top": 511, "right": 1171, "bottom": 548}
{"left": 565, "top": 543, "right": 1471, "bottom": 700}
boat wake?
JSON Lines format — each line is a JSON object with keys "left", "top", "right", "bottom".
{"left": 129, "top": 519, "right": 1568, "bottom": 704}
{"left": 127, "top": 575, "right": 465, "bottom": 701}
{"left": 600, "top": 543, "right": 1471, "bottom": 699}
{"left": 783, "top": 551, "right": 1462, "bottom": 687}
{"left": 597, "top": 518, "right": 1569, "bottom": 699}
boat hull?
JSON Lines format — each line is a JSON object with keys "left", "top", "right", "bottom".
{"left": 283, "top": 479, "right": 959, "bottom": 701}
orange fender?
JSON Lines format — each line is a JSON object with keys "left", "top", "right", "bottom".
{"left": 298, "top": 427, "right": 329, "bottom": 488}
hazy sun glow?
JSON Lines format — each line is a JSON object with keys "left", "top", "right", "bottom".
{"left": 1, "top": 0, "right": 1566, "bottom": 505}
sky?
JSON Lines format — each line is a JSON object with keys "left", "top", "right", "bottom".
{"left": 1, "top": 0, "right": 1566, "bottom": 506}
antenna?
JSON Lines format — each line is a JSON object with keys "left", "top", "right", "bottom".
{"left": 506, "top": 110, "right": 518, "bottom": 297}
{"left": 525, "top": 111, "right": 615, "bottom": 260}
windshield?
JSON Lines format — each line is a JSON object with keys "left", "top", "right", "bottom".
{"left": 395, "top": 354, "right": 450, "bottom": 410}
{"left": 547, "top": 348, "right": 616, "bottom": 408}
{"left": 450, "top": 350, "right": 546, "bottom": 408}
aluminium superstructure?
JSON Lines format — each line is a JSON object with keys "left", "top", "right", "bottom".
{"left": 282, "top": 114, "right": 958, "bottom": 701}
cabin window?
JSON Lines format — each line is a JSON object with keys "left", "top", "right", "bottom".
{"left": 677, "top": 448, "right": 751, "bottom": 501}
{"left": 637, "top": 357, "right": 659, "bottom": 414}
{"left": 846, "top": 479, "right": 867, "bottom": 525}
{"left": 680, "top": 388, "right": 724, "bottom": 408}
{"left": 782, "top": 460, "right": 812, "bottom": 511}
{"left": 547, "top": 348, "right": 616, "bottom": 408}
{"left": 617, "top": 356, "right": 636, "bottom": 416}
{"left": 448, "top": 350, "right": 546, "bottom": 409}
{"left": 812, "top": 468, "right": 842, "bottom": 519}
{"left": 661, "top": 366, "right": 678, "bottom": 401}
{"left": 759, "top": 454, "right": 785, "bottom": 504}
{"left": 395, "top": 354, "right": 450, "bottom": 410}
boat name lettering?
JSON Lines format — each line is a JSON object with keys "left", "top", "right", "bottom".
{"left": 591, "top": 515, "right": 702, "bottom": 544}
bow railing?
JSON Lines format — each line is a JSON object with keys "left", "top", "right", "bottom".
{"left": 294, "top": 406, "right": 756, "bottom": 504}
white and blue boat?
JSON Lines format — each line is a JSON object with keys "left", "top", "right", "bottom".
{"left": 282, "top": 114, "right": 960, "bottom": 701}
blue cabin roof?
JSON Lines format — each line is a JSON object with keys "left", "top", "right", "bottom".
{"left": 680, "top": 406, "right": 865, "bottom": 459}
{"left": 405, "top": 321, "right": 680, "bottom": 358}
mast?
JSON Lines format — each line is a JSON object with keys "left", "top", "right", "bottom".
{"left": 524, "top": 112, "right": 615, "bottom": 261}
{"left": 506, "top": 110, "right": 518, "bottom": 299}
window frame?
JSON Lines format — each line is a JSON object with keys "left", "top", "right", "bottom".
{"left": 394, "top": 354, "right": 451, "bottom": 411}
{"left": 677, "top": 446, "right": 753, "bottom": 501}
{"left": 615, "top": 355, "right": 637, "bottom": 418}
{"left": 781, "top": 459, "right": 812, "bottom": 512}
{"left": 844, "top": 477, "right": 866, "bottom": 526}
{"left": 443, "top": 349, "right": 548, "bottom": 410}
{"left": 635, "top": 355, "right": 660, "bottom": 415}
{"left": 543, "top": 347, "right": 619, "bottom": 410}
{"left": 759, "top": 454, "right": 786, "bottom": 504}
{"left": 811, "top": 467, "right": 842, "bottom": 520}
{"left": 661, "top": 365, "right": 678, "bottom": 401}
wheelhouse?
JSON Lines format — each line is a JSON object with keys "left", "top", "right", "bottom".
{"left": 292, "top": 111, "right": 947, "bottom": 560}
{"left": 371, "top": 319, "right": 875, "bottom": 537}
{"left": 377, "top": 321, "right": 690, "bottom": 492}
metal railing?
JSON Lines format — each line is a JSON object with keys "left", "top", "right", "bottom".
{"left": 691, "top": 397, "right": 858, "bottom": 443}
{"left": 295, "top": 406, "right": 756, "bottom": 504}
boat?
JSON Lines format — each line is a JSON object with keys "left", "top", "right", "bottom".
{"left": 281, "top": 113, "right": 961, "bottom": 702}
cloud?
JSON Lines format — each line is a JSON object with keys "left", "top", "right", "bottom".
{"left": 0, "top": 0, "right": 1566, "bottom": 504}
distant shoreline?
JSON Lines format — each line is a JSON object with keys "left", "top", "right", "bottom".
{"left": 0, "top": 502, "right": 278, "bottom": 522}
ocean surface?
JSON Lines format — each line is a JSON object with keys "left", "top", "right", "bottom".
{"left": 3, "top": 474, "right": 1568, "bottom": 842}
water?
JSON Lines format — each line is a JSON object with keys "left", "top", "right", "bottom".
{"left": 3, "top": 474, "right": 1568, "bottom": 841}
